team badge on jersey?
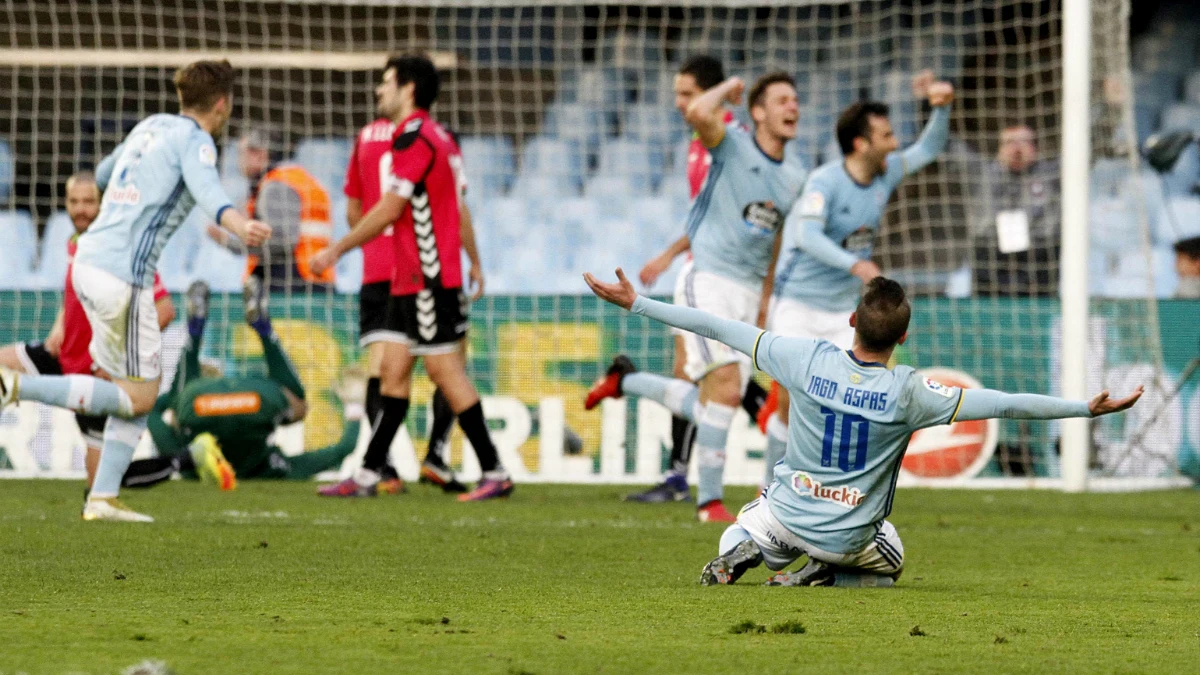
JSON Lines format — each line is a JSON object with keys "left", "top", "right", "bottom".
{"left": 742, "top": 200, "right": 783, "bottom": 234}
{"left": 842, "top": 226, "right": 874, "bottom": 253}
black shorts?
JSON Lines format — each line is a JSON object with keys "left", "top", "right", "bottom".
{"left": 17, "top": 342, "right": 62, "bottom": 376}
{"left": 384, "top": 288, "right": 468, "bottom": 355}
{"left": 17, "top": 342, "right": 105, "bottom": 448}
{"left": 359, "top": 281, "right": 404, "bottom": 347}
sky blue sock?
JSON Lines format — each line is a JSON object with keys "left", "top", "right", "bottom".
{"left": 696, "top": 402, "right": 735, "bottom": 506}
{"left": 90, "top": 415, "right": 147, "bottom": 498}
{"left": 719, "top": 524, "right": 753, "bottom": 556}
{"left": 622, "top": 373, "right": 699, "bottom": 422}
{"left": 763, "top": 413, "right": 788, "bottom": 487}
{"left": 19, "top": 374, "right": 134, "bottom": 418}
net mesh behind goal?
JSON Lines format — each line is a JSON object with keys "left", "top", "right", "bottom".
{"left": 0, "top": 0, "right": 1184, "bottom": 487}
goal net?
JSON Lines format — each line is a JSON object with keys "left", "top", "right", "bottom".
{"left": 0, "top": 0, "right": 1190, "bottom": 489}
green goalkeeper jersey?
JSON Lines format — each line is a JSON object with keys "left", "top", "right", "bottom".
{"left": 150, "top": 376, "right": 292, "bottom": 473}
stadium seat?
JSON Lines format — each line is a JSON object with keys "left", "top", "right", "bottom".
{"left": 622, "top": 104, "right": 672, "bottom": 147}
{"left": 1184, "top": 71, "right": 1200, "bottom": 105}
{"left": 0, "top": 139, "right": 13, "bottom": 203}
{"left": 0, "top": 210, "right": 37, "bottom": 290}
{"left": 292, "top": 138, "right": 353, "bottom": 195}
{"left": 584, "top": 175, "right": 643, "bottom": 207}
{"left": 514, "top": 137, "right": 585, "bottom": 196}
{"left": 543, "top": 102, "right": 604, "bottom": 153}
{"left": 596, "top": 138, "right": 659, "bottom": 192}
{"left": 458, "top": 135, "right": 515, "bottom": 198}
{"left": 1159, "top": 103, "right": 1200, "bottom": 135}
{"left": 32, "top": 212, "right": 75, "bottom": 290}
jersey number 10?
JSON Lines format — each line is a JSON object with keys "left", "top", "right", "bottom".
{"left": 819, "top": 406, "right": 870, "bottom": 472}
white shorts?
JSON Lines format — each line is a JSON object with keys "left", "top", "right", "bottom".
{"left": 736, "top": 496, "right": 905, "bottom": 576}
{"left": 674, "top": 267, "right": 758, "bottom": 382}
{"left": 669, "top": 258, "right": 694, "bottom": 337}
{"left": 768, "top": 296, "right": 855, "bottom": 349}
{"left": 72, "top": 261, "right": 162, "bottom": 382}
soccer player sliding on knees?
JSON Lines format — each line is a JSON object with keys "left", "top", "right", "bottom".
{"left": 584, "top": 268, "right": 1142, "bottom": 588}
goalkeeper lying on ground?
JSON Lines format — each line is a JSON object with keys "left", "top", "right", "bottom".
{"left": 584, "top": 269, "right": 1142, "bottom": 588}
{"left": 119, "top": 279, "right": 361, "bottom": 491}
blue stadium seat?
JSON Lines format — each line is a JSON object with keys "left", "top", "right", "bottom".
{"left": 157, "top": 210, "right": 204, "bottom": 292}
{"left": 596, "top": 139, "right": 659, "bottom": 191}
{"left": 622, "top": 104, "right": 672, "bottom": 147}
{"left": 0, "top": 210, "right": 37, "bottom": 290}
{"left": 513, "top": 137, "right": 584, "bottom": 196}
{"left": 1184, "top": 71, "right": 1200, "bottom": 105}
{"left": 0, "top": 139, "right": 13, "bottom": 202}
{"left": 292, "top": 138, "right": 353, "bottom": 196}
{"left": 458, "top": 135, "right": 515, "bottom": 198}
{"left": 1159, "top": 142, "right": 1200, "bottom": 199}
{"left": 1159, "top": 103, "right": 1200, "bottom": 134}
{"left": 33, "top": 212, "right": 75, "bottom": 290}
{"left": 543, "top": 102, "right": 604, "bottom": 152}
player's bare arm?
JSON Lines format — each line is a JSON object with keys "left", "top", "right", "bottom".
{"left": 460, "top": 202, "right": 485, "bottom": 301}
{"left": 639, "top": 235, "right": 690, "bottom": 288}
{"left": 43, "top": 307, "right": 65, "bottom": 357}
{"left": 584, "top": 268, "right": 637, "bottom": 310}
{"left": 311, "top": 191, "right": 408, "bottom": 275}
{"left": 346, "top": 197, "right": 363, "bottom": 228}
{"left": 1089, "top": 386, "right": 1144, "bottom": 416}
{"left": 685, "top": 76, "right": 744, "bottom": 148}
{"left": 757, "top": 229, "right": 784, "bottom": 328}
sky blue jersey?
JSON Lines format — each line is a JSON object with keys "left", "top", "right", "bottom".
{"left": 625, "top": 294, "right": 1093, "bottom": 556}
{"left": 76, "top": 114, "right": 235, "bottom": 287}
{"left": 775, "top": 105, "right": 950, "bottom": 311}
{"left": 686, "top": 125, "right": 807, "bottom": 289}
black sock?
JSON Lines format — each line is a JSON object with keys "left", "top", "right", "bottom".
{"left": 425, "top": 388, "right": 455, "bottom": 469}
{"left": 366, "top": 377, "right": 382, "bottom": 425}
{"left": 457, "top": 402, "right": 501, "bottom": 475}
{"left": 742, "top": 379, "right": 768, "bottom": 419}
{"left": 668, "top": 415, "right": 690, "bottom": 475}
{"left": 361, "top": 396, "right": 410, "bottom": 474}
{"left": 122, "top": 455, "right": 183, "bottom": 489}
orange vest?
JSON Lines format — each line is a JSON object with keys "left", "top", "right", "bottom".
{"left": 245, "top": 165, "right": 335, "bottom": 283}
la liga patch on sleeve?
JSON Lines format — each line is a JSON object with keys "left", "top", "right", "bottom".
{"left": 923, "top": 377, "right": 955, "bottom": 398}
{"left": 799, "top": 190, "right": 825, "bottom": 217}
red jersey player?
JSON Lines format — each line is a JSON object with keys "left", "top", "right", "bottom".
{"left": 0, "top": 171, "right": 175, "bottom": 487}
{"left": 314, "top": 54, "right": 510, "bottom": 501}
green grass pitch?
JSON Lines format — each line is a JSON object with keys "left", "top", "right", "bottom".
{"left": 1, "top": 481, "right": 1196, "bottom": 674}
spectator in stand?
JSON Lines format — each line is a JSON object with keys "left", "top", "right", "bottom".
{"left": 970, "top": 123, "right": 1061, "bottom": 297}
{"left": 1175, "top": 236, "right": 1200, "bottom": 298}
{"left": 207, "top": 128, "right": 335, "bottom": 292}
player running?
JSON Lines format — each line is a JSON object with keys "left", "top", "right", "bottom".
{"left": 0, "top": 171, "right": 176, "bottom": 490}
{"left": 311, "top": 54, "right": 512, "bottom": 501}
{"left": 624, "top": 55, "right": 770, "bottom": 505}
{"left": 118, "top": 279, "right": 361, "bottom": 490}
{"left": 342, "top": 89, "right": 484, "bottom": 494}
{"left": 587, "top": 71, "right": 806, "bottom": 522}
{"left": 759, "top": 72, "right": 954, "bottom": 487}
{"left": 0, "top": 60, "right": 271, "bottom": 522}
{"left": 584, "top": 269, "right": 1142, "bottom": 587}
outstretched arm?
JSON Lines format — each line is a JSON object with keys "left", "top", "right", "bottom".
{"left": 954, "top": 386, "right": 1143, "bottom": 422}
{"left": 585, "top": 268, "right": 762, "bottom": 356}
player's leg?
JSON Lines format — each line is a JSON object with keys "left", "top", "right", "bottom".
{"left": 419, "top": 383, "right": 467, "bottom": 493}
{"left": 624, "top": 341, "right": 696, "bottom": 503}
{"left": 765, "top": 522, "right": 903, "bottom": 588}
{"left": 245, "top": 277, "right": 305, "bottom": 401}
{"left": 700, "top": 496, "right": 802, "bottom": 585}
{"left": 277, "top": 420, "right": 362, "bottom": 480}
{"left": 693, "top": 363, "right": 742, "bottom": 521}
